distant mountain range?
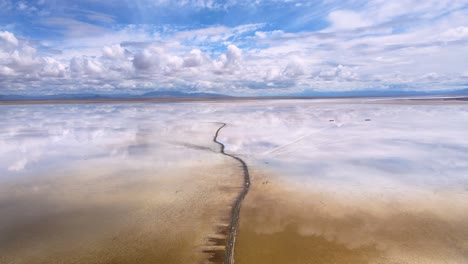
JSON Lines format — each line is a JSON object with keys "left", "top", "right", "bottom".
{"left": 291, "top": 88, "right": 468, "bottom": 97}
{"left": 0, "top": 90, "right": 230, "bottom": 101}
{"left": 1, "top": 88, "right": 467, "bottom": 101}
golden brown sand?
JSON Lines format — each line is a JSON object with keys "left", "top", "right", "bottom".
{"left": 0, "top": 157, "right": 243, "bottom": 264}
{"left": 235, "top": 169, "right": 468, "bottom": 264}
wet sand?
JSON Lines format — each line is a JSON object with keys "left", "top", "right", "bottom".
{"left": 231, "top": 102, "right": 468, "bottom": 264}
{"left": 0, "top": 122, "right": 244, "bottom": 264}
{"left": 235, "top": 170, "right": 468, "bottom": 264}
{"left": 0, "top": 163, "right": 244, "bottom": 264}
{"left": 1, "top": 100, "right": 468, "bottom": 264}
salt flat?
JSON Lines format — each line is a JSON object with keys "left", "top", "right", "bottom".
{"left": 0, "top": 104, "right": 243, "bottom": 264}
{"left": 0, "top": 99, "right": 467, "bottom": 264}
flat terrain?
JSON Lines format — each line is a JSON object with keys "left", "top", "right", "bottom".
{"left": 0, "top": 106, "right": 243, "bottom": 264}
{"left": 1, "top": 95, "right": 467, "bottom": 106}
{"left": 1, "top": 98, "right": 467, "bottom": 263}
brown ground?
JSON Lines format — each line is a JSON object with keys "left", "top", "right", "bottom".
{"left": 235, "top": 169, "right": 468, "bottom": 264}
{"left": 0, "top": 158, "right": 243, "bottom": 264}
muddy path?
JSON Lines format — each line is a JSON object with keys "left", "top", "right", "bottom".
{"left": 211, "top": 123, "right": 251, "bottom": 264}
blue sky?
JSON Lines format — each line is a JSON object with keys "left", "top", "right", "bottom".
{"left": 0, "top": 0, "right": 467, "bottom": 95}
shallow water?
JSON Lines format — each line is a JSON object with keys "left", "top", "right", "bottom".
{"left": 0, "top": 103, "right": 242, "bottom": 264}
{"left": 235, "top": 171, "right": 468, "bottom": 264}
{"left": 1, "top": 100, "right": 468, "bottom": 264}
{"left": 230, "top": 102, "right": 468, "bottom": 264}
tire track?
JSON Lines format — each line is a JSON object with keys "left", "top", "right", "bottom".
{"left": 213, "top": 123, "right": 251, "bottom": 264}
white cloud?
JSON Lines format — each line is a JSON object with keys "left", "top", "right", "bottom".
{"left": 327, "top": 10, "right": 371, "bottom": 30}
{"left": 1, "top": 0, "right": 468, "bottom": 96}
{"left": 325, "top": 0, "right": 468, "bottom": 32}
{"left": 132, "top": 46, "right": 183, "bottom": 74}
{"left": 211, "top": 44, "right": 244, "bottom": 75}
{"left": 70, "top": 56, "right": 104, "bottom": 76}
{"left": 41, "top": 17, "right": 109, "bottom": 38}
{"left": 0, "top": 31, "right": 18, "bottom": 50}
{"left": 40, "top": 57, "right": 67, "bottom": 77}
{"left": 0, "top": 31, "right": 71, "bottom": 84}
{"left": 133, "top": 48, "right": 162, "bottom": 71}
{"left": 368, "top": 0, "right": 466, "bottom": 22}
{"left": 224, "top": 44, "right": 242, "bottom": 68}
{"left": 142, "top": 0, "right": 305, "bottom": 10}
{"left": 102, "top": 44, "right": 126, "bottom": 60}
{"left": 8, "top": 158, "right": 27, "bottom": 171}
{"left": 174, "top": 26, "right": 230, "bottom": 42}
{"left": 441, "top": 26, "right": 468, "bottom": 42}
{"left": 283, "top": 59, "right": 305, "bottom": 78}
{"left": 183, "top": 49, "right": 205, "bottom": 67}
{"left": 8, "top": 47, "right": 42, "bottom": 72}
{"left": 0, "top": 65, "right": 14, "bottom": 76}
{"left": 420, "top": 72, "right": 441, "bottom": 81}
{"left": 318, "top": 65, "right": 357, "bottom": 81}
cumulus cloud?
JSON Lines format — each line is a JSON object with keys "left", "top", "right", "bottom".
{"left": 0, "top": 32, "right": 69, "bottom": 84}
{"left": 223, "top": 44, "right": 242, "bottom": 68}
{"left": 133, "top": 46, "right": 183, "bottom": 74}
{"left": 102, "top": 44, "right": 126, "bottom": 60}
{"left": 283, "top": 59, "right": 305, "bottom": 78}
{"left": 0, "top": 65, "right": 14, "bottom": 76}
{"left": 8, "top": 47, "right": 42, "bottom": 72}
{"left": 318, "top": 65, "right": 357, "bottom": 81}
{"left": 204, "top": 44, "right": 244, "bottom": 78}
{"left": 133, "top": 48, "right": 160, "bottom": 71}
{"left": 0, "top": 31, "right": 18, "bottom": 50}
{"left": 183, "top": 49, "right": 205, "bottom": 67}
{"left": 40, "top": 57, "right": 67, "bottom": 77}
{"left": 1, "top": 0, "right": 467, "bottom": 95}
{"left": 70, "top": 56, "right": 104, "bottom": 76}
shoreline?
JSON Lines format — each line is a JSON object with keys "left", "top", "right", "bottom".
{"left": 1, "top": 96, "right": 467, "bottom": 106}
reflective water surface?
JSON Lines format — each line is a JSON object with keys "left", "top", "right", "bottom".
{"left": 1, "top": 100, "right": 467, "bottom": 264}
{"left": 228, "top": 101, "right": 468, "bottom": 264}
{"left": 0, "top": 103, "right": 242, "bottom": 264}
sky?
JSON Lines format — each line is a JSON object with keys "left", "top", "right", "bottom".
{"left": 0, "top": 0, "right": 467, "bottom": 96}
